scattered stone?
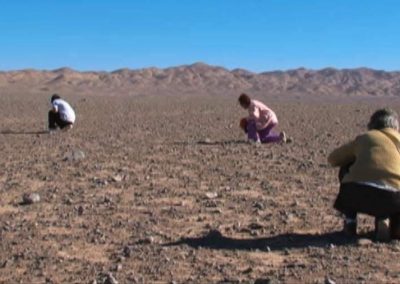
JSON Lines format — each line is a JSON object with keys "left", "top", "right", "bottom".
{"left": 114, "top": 264, "right": 123, "bottom": 272}
{"left": 123, "top": 246, "right": 132, "bottom": 257}
{"left": 64, "top": 198, "right": 73, "bottom": 205}
{"left": 357, "top": 238, "right": 373, "bottom": 246}
{"left": 77, "top": 205, "right": 84, "bottom": 215}
{"left": 64, "top": 149, "right": 85, "bottom": 162}
{"left": 22, "top": 193, "right": 41, "bottom": 205}
{"left": 253, "top": 202, "right": 265, "bottom": 210}
{"left": 199, "top": 138, "right": 212, "bottom": 144}
{"left": 139, "top": 236, "right": 155, "bottom": 244}
{"left": 112, "top": 175, "right": 123, "bottom": 182}
{"left": 205, "top": 192, "right": 218, "bottom": 199}
{"left": 242, "top": 267, "right": 253, "bottom": 274}
{"left": 211, "top": 208, "right": 223, "bottom": 214}
{"left": 104, "top": 273, "right": 118, "bottom": 284}
{"left": 254, "top": 278, "right": 272, "bottom": 284}
{"left": 103, "top": 196, "right": 113, "bottom": 203}
{"left": 94, "top": 178, "right": 108, "bottom": 187}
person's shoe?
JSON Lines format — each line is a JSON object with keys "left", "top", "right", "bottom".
{"left": 279, "top": 131, "right": 287, "bottom": 144}
{"left": 247, "top": 138, "right": 261, "bottom": 144}
{"left": 62, "top": 124, "right": 74, "bottom": 132}
{"left": 375, "top": 218, "right": 391, "bottom": 242}
{"left": 48, "top": 128, "right": 57, "bottom": 134}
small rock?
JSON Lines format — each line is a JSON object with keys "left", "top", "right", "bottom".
{"left": 253, "top": 202, "right": 265, "bottom": 210}
{"left": 64, "top": 149, "right": 85, "bottom": 162}
{"left": 77, "top": 205, "right": 84, "bottom": 215}
{"left": 104, "top": 273, "right": 118, "bottom": 284}
{"left": 22, "top": 193, "right": 41, "bottom": 205}
{"left": 112, "top": 175, "right": 123, "bottom": 182}
{"left": 139, "top": 236, "right": 154, "bottom": 244}
{"left": 286, "top": 137, "right": 293, "bottom": 144}
{"left": 205, "top": 192, "right": 218, "bottom": 199}
{"left": 115, "top": 264, "right": 123, "bottom": 272}
{"left": 212, "top": 208, "right": 223, "bottom": 214}
{"left": 357, "top": 238, "right": 373, "bottom": 246}
{"left": 64, "top": 198, "right": 73, "bottom": 205}
{"left": 123, "top": 246, "right": 132, "bottom": 257}
{"left": 242, "top": 267, "right": 253, "bottom": 274}
{"left": 104, "top": 196, "right": 112, "bottom": 203}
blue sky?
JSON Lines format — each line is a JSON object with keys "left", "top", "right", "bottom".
{"left": 0, "top": 0, "right": 399, "bottom": 72}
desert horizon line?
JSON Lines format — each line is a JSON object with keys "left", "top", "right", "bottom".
{"left": 1, "top": 62, "right": 399, "bottom": 74}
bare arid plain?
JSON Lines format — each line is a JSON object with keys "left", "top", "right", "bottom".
{"left": 2, "top": 67, "right": 400, "bottom": 283}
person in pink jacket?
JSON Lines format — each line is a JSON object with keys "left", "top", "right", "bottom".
{"left": 239, "top": 93, "right": 286, "bottom": 143}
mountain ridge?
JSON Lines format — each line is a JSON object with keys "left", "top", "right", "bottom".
{"left": 1, "top": 63, "right": 399, "bottom": 97}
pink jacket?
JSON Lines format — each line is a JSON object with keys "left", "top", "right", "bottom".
{"left": 248, "top": 100, "right": 278, "bottom": 130}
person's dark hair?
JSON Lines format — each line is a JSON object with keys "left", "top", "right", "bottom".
{"left": 51, "top": 94, "right": 61, "bottom": 102}
{"left": 368, "top": 108, "right": 399, "bottom": 130}
{"left": 238, "top": 93, "right": 251, "bottom": 108}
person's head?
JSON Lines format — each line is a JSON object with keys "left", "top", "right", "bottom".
{"left": 51, "top": 94, "right": 61, "bottom": 103}
{"left": 238, "top": 93, "right": 251, "bottom": 109}
{"left": 368, "top": 108, "right": 399, "bottom": 131}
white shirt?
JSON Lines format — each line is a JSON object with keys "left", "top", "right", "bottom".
{"left": 52, "top": 99, "right": 76, "bottom": 123}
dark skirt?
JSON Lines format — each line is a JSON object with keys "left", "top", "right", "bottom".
{"left": 334, "top": 182, "right": 400, "bottom": 218}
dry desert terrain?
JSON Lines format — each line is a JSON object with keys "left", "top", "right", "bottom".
{"left": 1, "top": 89, "right": 400, "bottom": 283}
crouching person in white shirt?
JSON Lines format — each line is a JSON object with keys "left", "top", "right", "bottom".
{"left": 48, "top": 94, "right": 76, "bottom": 132}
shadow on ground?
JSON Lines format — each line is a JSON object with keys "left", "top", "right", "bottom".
{"left": 164, "top": 229, "right": 360, "bottom": 251}
{"left": 173, "top": 139, "right": 248, "bottom": 146}
{"left": 1, "top": 129, "right": 48, "bottom": 135}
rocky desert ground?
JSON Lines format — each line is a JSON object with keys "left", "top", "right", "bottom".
{"left": 1, "top": 73, "right": 400, "bottom": 283}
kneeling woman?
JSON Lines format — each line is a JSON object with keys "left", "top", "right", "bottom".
{"left": 328, "top": 108, "right": 400, "bottom": 241}
{"left": 238, "top": 93, "right": 286, "bottom": 144}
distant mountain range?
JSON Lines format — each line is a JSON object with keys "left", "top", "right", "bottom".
{"left": 1, "top": 62, "right": 400, "bottom": 97}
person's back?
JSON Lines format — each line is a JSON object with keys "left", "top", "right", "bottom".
{"left": 52, "top": 98, "right": 76, "bottom": 124}
{"left": 329, "top": 128, "right": 400, "bottom": 189}
{"left": 249, "top": 99, "right": 278, "bottom": 130}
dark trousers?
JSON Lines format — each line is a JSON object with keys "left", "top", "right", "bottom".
{"left": 336, "top": 164, "right": 400, "bottom": 237}
{"left": 246, "top": 120, "right": 281, "bottom": 143}
{"left": 48, "top": 111, "right": 72, "bottom": 130}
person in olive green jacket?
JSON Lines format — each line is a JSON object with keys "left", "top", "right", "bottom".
{"left": 328, "top": 108, "right": 400, "bottom": 241}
